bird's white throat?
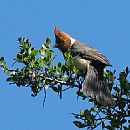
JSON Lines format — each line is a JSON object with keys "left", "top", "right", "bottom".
{"left": 70, "top": 37, "right": 76, "bottom": 46}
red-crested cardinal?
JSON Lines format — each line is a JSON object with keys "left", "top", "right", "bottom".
{"left": 54, "top": 27, "right": 115, "bottom": 107}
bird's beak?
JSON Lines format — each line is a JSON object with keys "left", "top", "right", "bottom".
{"left": 53, "top": 43, "right": 58, "bottom": 48}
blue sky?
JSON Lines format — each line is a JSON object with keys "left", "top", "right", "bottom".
{"left": 0, "top": 0, "right": 130, "bottom": 130}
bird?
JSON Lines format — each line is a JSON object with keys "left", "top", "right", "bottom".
{"left": 54, "top": 26, "right": 115, "bottom": 107}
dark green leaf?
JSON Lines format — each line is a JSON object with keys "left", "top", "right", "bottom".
{"left": 84, "top": 110, "right": 90, "bottom": 115}
{"left": 105, "top": 125, "right": 114, "bottom": 130}
{"left": 17, "top": 53, "right": 22, "bottom": 60}
{"left": 126, "top": 67, "right": 129, "bottom": 74}
{"left": 118, "top": 102, "right": 126, "bottom": 109}
{"left": 113, "top": 86, "right": 120, "bottom": 92}
{"left": 52, "top": 86, "right": 59, "bottom": 92}
{"left": 73, "top": 121, "right": 86, "bottom": 128}
{"left": 58, "top": 62, "right": 62, "bottom": 67}
{"left": 32, "top": 86, "right": 41, "bottom": 93}
{"left": 18, "top": 37, "right": 22, "bottom": 43}
{"left": 45, "top": 38, "right": 51, "bottom": 48}
{"left": 90, "top": 108, "right": 96, "bottom": 113}
{"left": 122, "top": 119, "right": 127, "bottom": 124}
{"left": 47, "top": 50, "right": 53, "bottom": 58}
{"left": 6, "top": 77, "right": 14, "bottom": 82}
{"left": 77, "top": 91, "right": 86, "bottom": 98}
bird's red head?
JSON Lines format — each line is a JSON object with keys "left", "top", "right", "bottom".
{"left": 54, "top": 27, "right": 71, "bottom": 52}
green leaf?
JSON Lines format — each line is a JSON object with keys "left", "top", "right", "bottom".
{"left": 58, "top": 62, "right": 62, "bottom": 67}
{"left": 6, "top": 77, "right": 14, "bottom": 82}
{"left": 77, "top": 91, "right": 86, "bottom": 98}
{"left": 17, "top": 53, "right": 22, "bottom": 60}
{"left": 31, "top": 50, "right": 39, "bottom": 57}
{"left": 44, "top": 61, "right": 52, "bottom": 67}
{"left": 122, "top": 119, "right": 127, "bottom": 124}
{"left": 28, "top": 48, "right": 32, "bottom": 55}
{"left": 118, "top": 101, "right": 126, "bottom": 109}
{"left": 113, "top": 86, "right": 120, "bottom": 92}
{"left": 45, "top": 38, "right": 51, "bottom": 48}
{"left": 73, "top": 66, "right": 78, "bottom": 75}
{"left": 64, "top": 51, "right": 71, "bottom": 59}
{"left": 50, "top": 69, "right": 56, "bottom": 77}
{"left": 0, "top": 57, "right": 5, "bottom": 66}
{"left": 47, "top": 50, "right": 54, "bottom": 57}
{"left": 105, "top": 125, "right": 114, "bottom": 130}
{"left": 67, "top": 59, "right": 72, "bottom": 67}
{"left": 73, "top": 121, "right": 86, "bottom": 128}
{"left": 84, "top": 110, "right": 90, "bottom": 116}
{"left": 126, "top": 67, "right": 129, "bottom": 74}
{"left": 46, "top": 50, "right": 53, "bottom": 58}
{"left": 32, "top": 86, "right": 41, "bottom": 93}
{"left": 40, "top": 47, "right": 46, "bottom": 56}
{"left": 90, "top": 108, "right": 96, "bottom": 113}
{"left": 56, "top": 66, "right": 61, "bottom": 73}
{"left": 119, "top": 72, "right": 127, "bottom": 82}
{"left": 61, "top": 65, "right": 68, "bottom": 73}
{"left": 52, "top": 86, "right": 59, "bottom": 92}
{"left": 4, "top": 66, "right": 8, "bottom": 74}
{"left": 18, "top": 37, "right": 22, "bottom": 43}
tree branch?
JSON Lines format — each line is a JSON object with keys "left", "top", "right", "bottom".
{"left": 43, "top": 76, "right": 80, "bottom": 88}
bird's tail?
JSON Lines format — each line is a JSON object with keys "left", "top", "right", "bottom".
{"left": 82, "top": 65, "right": 115, "bottom": 107}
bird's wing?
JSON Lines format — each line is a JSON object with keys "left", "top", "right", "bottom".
{"left": 82, "top": 64, "right": 115, "bottom": 107}
{"left": 71, "top": 41, "right": 111, "bottom": 66}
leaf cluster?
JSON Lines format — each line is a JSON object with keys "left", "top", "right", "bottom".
{"left": 0, "top": 38, "right": 130, "bottom": 129}
{"left": 73, "top": 68, "right": 130, "bottom": 129}
{"left": 0, "top": 38, "right": 79, "bottom": 100}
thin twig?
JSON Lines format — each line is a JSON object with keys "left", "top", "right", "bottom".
{"left": 62, "top": 86, "right": 71, "bottom": 91}
{"left": 43, "top": 87, "right": 47, "bottom": 108}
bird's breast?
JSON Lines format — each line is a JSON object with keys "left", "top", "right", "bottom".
{"left": 72, "top": 57, "right": 90, "bottom": 72}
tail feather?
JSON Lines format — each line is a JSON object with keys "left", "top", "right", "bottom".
{"left": 82, "top": 65, "right": 115, "bottom": 107}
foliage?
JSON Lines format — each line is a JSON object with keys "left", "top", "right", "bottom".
{"left": 0, "top": 38, "right": 130, "bottom": 129}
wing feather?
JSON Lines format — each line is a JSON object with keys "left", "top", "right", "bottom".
{"left": 71, "top": 41, "right": 111, "bottom": 66}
